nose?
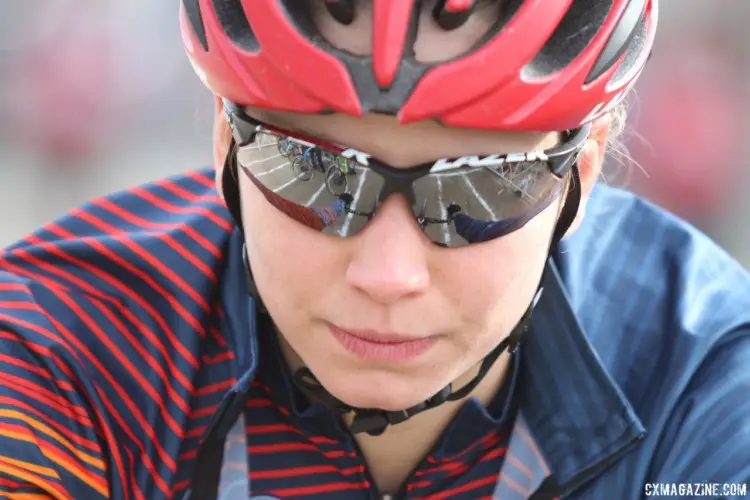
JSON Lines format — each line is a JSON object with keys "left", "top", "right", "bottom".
{"left": 346, "top": 195, "right": 431, "bottom": 304}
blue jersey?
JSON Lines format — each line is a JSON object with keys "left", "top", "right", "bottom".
{"left": 0, "top": 169, "right": 748, "bottom": 499}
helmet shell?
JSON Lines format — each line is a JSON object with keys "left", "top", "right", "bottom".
{"left": 181, "top": 0, "right": 657, "bottom": 131}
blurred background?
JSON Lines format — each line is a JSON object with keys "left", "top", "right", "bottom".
{"left": 0, "top": 0, "right": 749, "bottom": 268}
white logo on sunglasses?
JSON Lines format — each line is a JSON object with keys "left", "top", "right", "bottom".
{"left": 340, "top": 148, "right": 549, "bottom": 173}
{"left": 430, "top": 151, "right": 549, "bottom": 173}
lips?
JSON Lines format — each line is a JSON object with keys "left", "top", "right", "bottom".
{"left": 328, "top": 324, "right": 437, "bottom": 363}
{"left": 340, "top": 328, "right": 427, "bottom": 344}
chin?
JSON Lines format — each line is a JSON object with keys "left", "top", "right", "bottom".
{"left": 318, "top": 368, "right": 444, "bottom": 412}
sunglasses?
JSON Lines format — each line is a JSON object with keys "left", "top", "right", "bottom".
{"left": 225, "top": 102, "right": 591, "bottom": 248}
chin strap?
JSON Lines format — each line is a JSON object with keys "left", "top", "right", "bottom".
{"left": 292, "top": 289, "right": 539, "bottom": 436}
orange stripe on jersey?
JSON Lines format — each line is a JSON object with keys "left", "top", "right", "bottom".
{"left": 0, "top": 458, "right": 68, "bottom": 500}
{"left": 2, "top": 492, "right": 56, "bottom": 500}
{"left": 0, "top": 425, "right": 106, "bottom": 497}
{"left": 0, "top": 396, "right": 99, "bottom": 454}
{"left": 0, "top": 410, "right": 106, "bottom": 470}
{"left": 0, "top": 455, "right": 57, "bottom": 479}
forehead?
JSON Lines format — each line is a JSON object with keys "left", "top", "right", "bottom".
{"left": 246, "top": 107, "right": 560, "bottom": 169}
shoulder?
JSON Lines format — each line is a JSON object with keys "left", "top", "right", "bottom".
{"left": 0, "top": 169, "right": 236, "bottom": 497}
{"left": 561, "top": 184, "right": 750, "bottom": 349}
{"left": 0, "top": 167, "right": 235, "bottom": 385}
{"left": 560, "top": 185, "right": 750, "bottom": 488}
{"left": 0, "top": 168, "right": 233, "bottom": 314}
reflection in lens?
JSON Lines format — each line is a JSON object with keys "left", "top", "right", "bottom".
{"left": 238, "top": 132, "right": 384, "bottom": 237}
{"left": 414, "top": 161, "right": 562, "bottom": 245}
{"left": 238, "top": 131, "right": 563, "bottom": 247}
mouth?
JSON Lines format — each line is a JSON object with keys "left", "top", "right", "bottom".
{"left": 328, "top": 323, "right": 438, "bottom": 363}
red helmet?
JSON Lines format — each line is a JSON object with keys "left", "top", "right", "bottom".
{"left": 180, "top": 0, "right": 657, "bottom": 131}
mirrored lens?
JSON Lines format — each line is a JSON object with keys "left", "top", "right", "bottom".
{"left": 238, "top": 131, "right": 384, "bottom": 237}
{"left": 413, "top": 160, "right": 563, "bottom": 245}
{"left": 238, "top": 131, "right": 562, "bottom": 247}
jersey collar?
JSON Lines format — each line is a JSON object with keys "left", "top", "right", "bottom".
{"left": 504, "top": 258, "right": 646, "bottom": 494}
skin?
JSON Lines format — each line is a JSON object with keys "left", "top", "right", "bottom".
{"left": 212, "top": 0, "right": 611, "bottom": 491}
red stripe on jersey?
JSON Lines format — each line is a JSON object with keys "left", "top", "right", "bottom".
{"left": 39, "top": 314, "right": 178, "bottom": 493}
{"left": 69, "top": 208, "right": 211, "bottom": 313}
{"left": 267, "top": 480, "right": 371, "bottom": 497}
{"left": 130, "top": 186, "right": 232, "bottom": 233}
{"left": 183, "top": 172, "right": 217, "bottom": 189}
{"left": 412, "top": 473, "right": 498, "bottom": 500}
{"left": 43, "top": 224, "right": 208, "bottom": 336}
{"left": 5, "top": 248, "right": 197, "bottom": 394}
{"left": 251, "top": 463, "right": 364, "bottom": 479}
{"left": 92, "top": 198, "right": 220, "bottom": 280}
{"left": 203, "top": 351, "right": 235, "bottom": 364}
{"left": 89, "top": 298, "right": 193, "bottom": 408}
{"left": 194, "top": 379, "right": 234, "bottom": 397}
{"left": 22, "top": 233, "right": 200, "bottom": 369}
{"left": 0, "top": 284, "right": 28, "bottom": 292}
{"left": 48, "top": 288, "right": 187, "bottom": 436}
{"left": 0, "top": 353, "right": 74, "bottom": 392}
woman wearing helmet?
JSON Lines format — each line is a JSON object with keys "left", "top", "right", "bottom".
{"left": 1, "top": 1, "right": 749, "bottom": 499}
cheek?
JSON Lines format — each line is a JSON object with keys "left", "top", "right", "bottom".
{"left": 240, "top": 176, "right": 341, "bottom": 322}
{"left": 437, "top": 202, "right": 558, "bottom": 343}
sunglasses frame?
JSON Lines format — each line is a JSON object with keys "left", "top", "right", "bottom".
{"left": 223, "top": 101, "right": 591, "bottom": 243}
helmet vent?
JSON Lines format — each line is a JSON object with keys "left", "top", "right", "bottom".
{"left": 182, "top": 0, "right": 208, "bottom": 51}
{"left": 324, "top": 0, "right": 356, "bottom": 25}
{"left": 432, "top": 0, "right": 477, "bottom": 31}
{"left": 522, "top": 0, "right": 614, "bottom": 79}
{"left": 212, "top": 0, "right": 260, "bottom": 52}
{"left": 592, "top": 0, "right": 649, "bottom": 86}
{"left": 609, "top": 15, "right": 647, "bottom": 86}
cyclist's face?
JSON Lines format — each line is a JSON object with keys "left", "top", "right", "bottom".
{"left": 226, "top": 2, "right": 605, "bottom": 412}
{"left": 236, "top": 109, "right": 571, "bottom": 411}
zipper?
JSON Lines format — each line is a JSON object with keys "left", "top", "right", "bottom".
{"left": 529, "top": 432, "right": 645, "bottom": 500}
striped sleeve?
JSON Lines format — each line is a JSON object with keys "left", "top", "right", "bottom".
{"left": 0, "top": 318, "right": 109, "bottom": 499}
{"left": 649, "top": 328, "right": 750, "bottom": 498}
